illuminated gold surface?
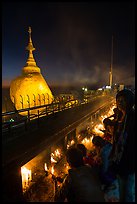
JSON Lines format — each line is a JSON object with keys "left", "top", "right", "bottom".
{"left": 10, "top": 27, "right": 54, "bottom": 115}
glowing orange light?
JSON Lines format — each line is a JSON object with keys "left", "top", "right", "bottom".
{"left": 44, "top": 163, "right": 48, "bottom": 171}
{"left": 21, "top": 166, "right": 32, "bottom": 192}
{"left": 51, "top": 166, "right": 54, "bottom": 175}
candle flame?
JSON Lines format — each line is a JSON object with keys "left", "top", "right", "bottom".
{"left": 71, "top": 140, "right": 74, "bottom": 145}
{"left": 55, "top": 149, "right": 61, "bottom": 158}
{"left": 51, "top": 166, "right": 54, "bottom": 175}
{"left": 92, "top": 123, "right": 104, "bottom": 136}
{"left": 67, "top": 139, "right": 75, "bottom": 149}
{"left": 81, "top": 136, "right": 94, "bottom": 150}
{"left": 44, "top": 163, "right": 48, "bottom": 171}
{"left": 51, "top": 156, "right": 57, "bottom": 163}
{"left": 21, "top": 166, "right": 32, "bottom": 192}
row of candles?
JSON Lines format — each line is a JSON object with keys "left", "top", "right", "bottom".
{"left": 21, "top": 148, "right": 63, "bottom": 192}
{"left": 21, "top": 134, "right": 96, "bottom": 192}
{"left": 21, "top": 103, "right": 116, "bottom": 192}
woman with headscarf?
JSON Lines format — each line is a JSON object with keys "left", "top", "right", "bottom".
{"left": 109, "top": 88, "right": 135, "bottom": 202}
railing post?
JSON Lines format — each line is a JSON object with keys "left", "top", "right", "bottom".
{"left": 37, "top": 110, "right": 40, "bottom": 127}
{"left": 64, "top": 134, "right": 68, "bottom": 150}
{"left": 46, "top": 105, "right": 48, "bottom": 116}
{"left": 58, "top": 102, "right": 60, "bottom": 112}
{"left": 52, "top": 102, "right": 54, "bottom": 114}
{"left": 28, "top": 110, "right": 30, "bottom": 122}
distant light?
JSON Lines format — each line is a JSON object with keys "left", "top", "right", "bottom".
{"left": 98, "top": 88, "right": 102, "bottom": 90}
{"left": 82, "top": 87, "right": 85, "bottom": 90}
{"left": 106, "top": 85, "right": 111, "bottom": 89}
{"left": 10, "top": 118, "right": 14, "bottom": 122}
{"left": 85, "top": 88, "right": 88, "bottom": 91}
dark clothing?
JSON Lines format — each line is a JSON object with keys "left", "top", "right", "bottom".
{"left": 97, "top": 142, "right": 116, "bottom": 186}
{"left": 83, "top": 153, "right": 95, "bottom": 166}
{"left": 103, "top": 131, "right": 113, "bottom": 143}
{"left": 109, "top": 89, "right": 135, "bottom": 202}
{"left": 118, "top": 108, "right": 135, "bottom": 177}
{"left": 54, "top": 165, "right": 105, "bottom": 202}
{"left": 100, "top": 143, "right": 112, "bottom": 174}
{"left": 109, "top": 108, "right": 135, "bottom": 178}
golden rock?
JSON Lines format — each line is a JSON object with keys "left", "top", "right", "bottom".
{"left": 10, "top": 27, "right": 54, "bottom": 115}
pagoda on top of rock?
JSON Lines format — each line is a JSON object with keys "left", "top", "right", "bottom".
{"left": 10, "top": 27, "right": 54, "bottom": 115}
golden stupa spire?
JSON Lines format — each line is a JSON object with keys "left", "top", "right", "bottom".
{"left": 25, "top": 26, "right": 36, "bottom": 66}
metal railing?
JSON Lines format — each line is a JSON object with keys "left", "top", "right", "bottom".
{"left": 2, "top": 96, "right": 89, "bottom": 140}
{"left": 2, "top": 94, "right": 115, "bottom": 145}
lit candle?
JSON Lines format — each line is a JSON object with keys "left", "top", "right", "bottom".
{"left": 21, "top": 166, "right": 32, "bottom": 192}
{"left": 44, "top": 163, "right": 48, "bottom": 171}
{"left": 51, "top": 153, "right": 57, "bottom": 164}
{"left": 51, "top": 166, "right": 54, "bottom": 175}
{"left": 44, "top": 163, "right": 48, "bottom": 176}
{"left": 70, "top": 139, "right": 74, "bottom": 146}
{"left": 28, "top": 169, "right": 32, "bottom": 182}
{"left": 55, "top": 149, "right": 61, "bottom": 158}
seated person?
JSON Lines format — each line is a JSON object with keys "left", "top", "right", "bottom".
{"left": 76, "top": 143, "right": 96, "bottom": 167}
{"left": 54, "top": 147, "right": 105, "bottom": 202}
{"left": 102, "top": 118, "right": 114, "bottom": 143}
{"left": 92, "top": 136, "right": 116, "bottom": 191}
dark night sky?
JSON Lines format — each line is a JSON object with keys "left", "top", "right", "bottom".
{"left": 2, "top": 1, "right": 135, "bottom": 89}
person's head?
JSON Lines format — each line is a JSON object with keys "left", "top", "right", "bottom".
{"left": 116, "top": 89, "right": 135, "bottom": 113}
{"left": 92, "top": 136, "right": 106, "bottom": 148}
{"left": 112, "top": 107, "right": 123, "bottom": 121}
{"left": 66, "top": 147, "right": 84, "bottom": 168}
{"left": 77, "top": 143, "right": 87, "bottom": 157}
{"left": 103, "top": 118, "right": 114, "bottom": 134}
{"left": 103, "top": 118, "right": 113, "bottom": 128}
{"left": 113, "top": 107, "right": 119, "bottom": 115}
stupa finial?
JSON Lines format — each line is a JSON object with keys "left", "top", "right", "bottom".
{"left": 25, "top": 26, "right": 36, "bottom": 66}
{"left": 28, "top": 26, "right": 31, "bottom": 34}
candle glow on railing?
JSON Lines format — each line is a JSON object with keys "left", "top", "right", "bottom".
{"left": 92, "top": 104, "right": 116, "bottom": 137}
{"left": 44, "top": 162, "right": 49, "bottom": 176}
{"left": 100, "top": 114, "right": 108, "bottom": 121}
{"left": 21, "top": 166, "right": 32, "bottom": 192}
{"left": 77, "top": 134, "right": 81, "bottom": 140}
{"left": 54, "top": 149, "right": 61, "bottom": 158}
{"left": 81, "top": 136, "right": 94, "bottom": 150}
{"left": 18, "top": 102, "right": 117, "bottom": 200}
{"left": 44, "top": 163, "right": 48, "bottom": 171}
{"left": 51, "top": 166, "right": 54, "bottom": 175}
{"left": 51, "top": 148, "right": 62, "bottom": 164}
{"left": 107, "top": 105, "right": 116, "bottom": 117}
{"left": 51, "top": 153, "right": 57, "bottom": 164}
{"left": 67, "top": 139, "right": 75, "bottom": 149}
{"left": 92, "top": 123, "right": 104, "bottom": 136}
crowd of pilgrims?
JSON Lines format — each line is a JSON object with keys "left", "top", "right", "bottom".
{"left": 51, "top": 89, "right": 135, "bottom": 202}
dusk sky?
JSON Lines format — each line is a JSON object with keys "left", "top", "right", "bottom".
{"left": 2, "top": 1, "right": 135, "bottom": 89}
